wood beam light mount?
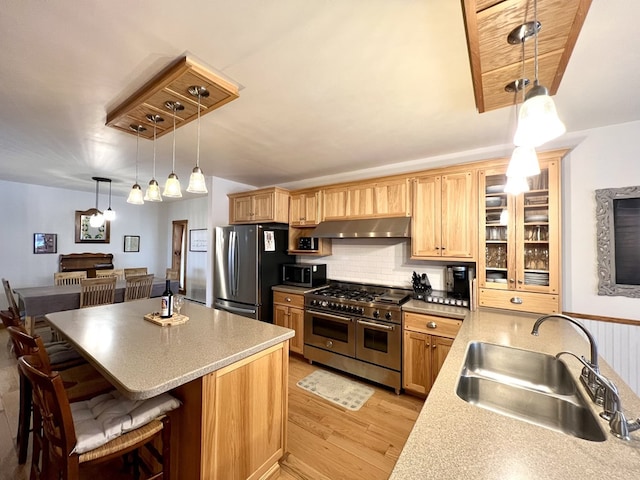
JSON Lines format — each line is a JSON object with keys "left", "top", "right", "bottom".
{"left": 461, "top": 0, "right": 592, "bottom": 113}
{"left": 106, "top": 56, "right": 239, "bottom": 139}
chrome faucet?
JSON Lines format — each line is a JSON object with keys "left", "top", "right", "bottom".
{"left": 531, "top": 314, "right": 602, "bottom": 404}
{"left": 556, "top": 351, "right": 640, "bottom": 441}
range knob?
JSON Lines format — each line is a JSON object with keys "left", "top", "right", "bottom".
{"left": 320, "top": 300, "right": 328, "bottom": 308}
{"left": 373, "top": 310, "right": 380, "bottom": 318}
{"left": 385, "top": 312, "right": 392, "bottom": 320}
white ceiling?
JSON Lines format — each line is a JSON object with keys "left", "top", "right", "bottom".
{"left": 1, "top": 0, "right": 639, "bottom": 198}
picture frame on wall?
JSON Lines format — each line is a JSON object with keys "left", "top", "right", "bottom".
{"left": 123, "top": 235, "right": 140, "bottom": 253}
{"left": 33, "top": 233, "right": 57, "bottom": 254}
{"left": 190, "top": 229, "right": 207, "bottom": 252}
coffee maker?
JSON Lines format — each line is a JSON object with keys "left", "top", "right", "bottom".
{"left": 446, "top": 266, "right": 470, "bottom": 300}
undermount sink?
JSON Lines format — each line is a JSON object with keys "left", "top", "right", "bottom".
{"left": 456, "top": 342, "right": 607, "bottom": 442}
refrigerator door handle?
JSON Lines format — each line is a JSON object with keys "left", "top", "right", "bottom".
{"left": 228, "top": 230, "right": 237, "bottom": 296}
{"left": 214, "top": 301, "right": 257, "bottom": 316}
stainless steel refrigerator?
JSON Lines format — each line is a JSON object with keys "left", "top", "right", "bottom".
{"left": 214, "top": 224, "right": 292, "bottom": 322}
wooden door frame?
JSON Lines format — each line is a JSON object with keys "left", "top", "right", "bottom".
{"left": 172, "top": 220, "right": 187, "bottom": 295}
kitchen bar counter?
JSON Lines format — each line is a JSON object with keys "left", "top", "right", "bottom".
{"left": 272, "top": 284, "right": 329, "bottom": 295}
{"left": 47, "top": 299, "right": 294, "bottom": 479}
{"left": 46, "top": 298, "right": 293, "bottom": 400}
{"left": 391, "top": 308, "right": 640, "bottom": 479}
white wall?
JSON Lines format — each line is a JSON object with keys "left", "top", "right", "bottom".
{"left": 162, "top": 195, "right": 209, "bottom": 303}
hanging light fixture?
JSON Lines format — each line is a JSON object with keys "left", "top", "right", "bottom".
{"left": 506, "top": 36, "right": 540, "bottom": 181}
{"left": 127, "top": 124, "right": 146, "bottom": 205}
{"left": 163, "top": 101, "right": 184, "bottom": 198}
{"left": 186, "top": 86, "right": 209, "bottom": 194}
{"left": 103, "top": 178, "right": 116, "bottom": 221}
{"left": 504, "top": 175, "right": 530, "bottom": 195}
{"left": 89, "top": 176, "right": 108, "bottom": 228}
{"left": 513, "top": 0, "right": 566, "bottom": 147}
{"left": 144, "top": 114, "right": 164, "bottom": 202}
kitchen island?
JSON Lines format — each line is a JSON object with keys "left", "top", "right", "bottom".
{"left": 46, "top": 298, "right": 294, "bottom": 480}
{"left": 392, "top": 304, "right": 640, "bottom": 479}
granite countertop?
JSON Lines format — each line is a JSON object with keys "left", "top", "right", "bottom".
{"left": 391, "top": 308, "right": 640, "bottom": 479}
{"left": 46, "top": 298, "right": 294, "bottom": 400}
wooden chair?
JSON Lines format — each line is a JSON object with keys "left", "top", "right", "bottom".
{"left": 96, "top": 268, "right": 125, "bottom": 281}
{"left": 2, "top": 277, "right": 23, "bottom": 318}
{"left": 124, "top": 274, "right": 154, "bottom": 302}
{"left": 18, "top": 355, "right": 173, "bottom": 480}
{"left": 6, "top": 325, "right": 113, "bottom": 464}
{"left": 79, "top": 277, "right": 116, "bottom": 308}
{"left": 165, "top": 268, "right": 179, "bottom": 280}
{"left": 124, "top": 267, "right": 148, "bottom": 278}
{"left": 54, "top": 271, "right": 88, "bottom": 286}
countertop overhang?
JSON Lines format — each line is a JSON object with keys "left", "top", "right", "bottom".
{"left": 391, "top": 307, "right": 640, "bottom": 479}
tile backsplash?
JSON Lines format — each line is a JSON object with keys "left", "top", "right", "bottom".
{"left": 297, "top": 238, "right": 452, "bottom": 291}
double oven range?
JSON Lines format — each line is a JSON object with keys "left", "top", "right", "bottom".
{"left": 304, "top": 281, "right": 411, "bottom": 394}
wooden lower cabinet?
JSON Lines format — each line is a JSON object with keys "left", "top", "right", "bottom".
{"left": 171, "top": 342, "right": 289, "bottom": 480}
{"left": 273, "top": 291, "right": 305, "bottom": 354}
{"left": 403, "top": 312, "right": 461, "bottom": 397}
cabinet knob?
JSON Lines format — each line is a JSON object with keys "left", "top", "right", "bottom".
{"left": 441, "top": 247, "right": 446, "bottom": 250}
{"left": 285, "top": 297, "right": 291, "bottom": 302}
{"left": 426, "top": 343, "right": 431, "bottom": 348}
{"left": 427, "top": 321, "right": 437, "bottom": 329}
{"left": 432, "top": 343, "right": 437, "bottom": 349}
{"left": 510, "top": 297, "right": 523, "bottom": 304}
{"left": 517, "top": 280, "right": 523, "bottom": 284}
{"left": 326, "top": 340, "right": 333, "bottom": 348}
{"left": 509, "top": 278, "right": 515, "bottom": 283}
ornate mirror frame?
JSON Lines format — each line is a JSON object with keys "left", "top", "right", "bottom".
{"left": 75, "top": 209, "right": 111, "bottom": 243}
{"left": 596, "top": 186, "right": 640, "bottom": 297}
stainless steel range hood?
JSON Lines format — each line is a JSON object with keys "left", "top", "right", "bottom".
{"left": 310, "top": 217, "right": 411, "bottom": 238}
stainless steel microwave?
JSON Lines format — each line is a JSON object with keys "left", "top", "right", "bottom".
{"left": 282, "top": 264, "right": 327, "bottom": 288}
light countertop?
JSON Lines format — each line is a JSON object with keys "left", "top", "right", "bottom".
{"left": 272, "top": 284, "right": 329, "bottom": 295}
{"left": 391, "top": 308, "right": 640, "bottom": 479}
{"left": 46, "top": 298, "right": 294, "bottom": 400}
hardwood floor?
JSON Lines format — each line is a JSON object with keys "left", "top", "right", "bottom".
{"left": 279, "top": 355, "right": 424, "bottom": 480}
{"left": 0, "top": 328, "right": 424, "bottom": 479}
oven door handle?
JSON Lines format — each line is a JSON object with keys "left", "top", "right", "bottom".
{"left": 306, "top": 309, "right": 353, "bottom": 323}
{"left": 357, "top": 319, "right": 395, "bottom": 331}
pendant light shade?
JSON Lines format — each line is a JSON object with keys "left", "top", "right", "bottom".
{"left": 103, "top": 179, "right": 116, "bottom": 221}
{"left": 186, "top": 86, "right": 209, "bottom": 194}
{"left": 144, "top": 114, "right": 164, "bottom": 202}
{"left": 507, "top": 146, "right": 540, "bottom": 178}
{"left": 513, "top": 85, "right": 566, "bottom": 147}
{"left": 504, "top": 175, "right": 530, "bottom": 195}
{"left": 512, "top": 0, "right": 565, "bottom": 148}
{"left": 89, "top": 211, "right": 104, "bottom": 228}
{"left": 127, "top": 124, "right": 146, "bottom": 205}
{"left": 163, "top": 101, "right": 183, "bottom": 198}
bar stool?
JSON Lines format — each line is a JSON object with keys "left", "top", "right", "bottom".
{"left": 18, "top": 355, "right": 178, "bottom": 480}
{"left": 7, "top": 326, "right": 113, "bottom": 464}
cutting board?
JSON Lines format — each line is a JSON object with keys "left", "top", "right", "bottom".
{"left": 144, "top": 312, "right": 189, "bottom": 326}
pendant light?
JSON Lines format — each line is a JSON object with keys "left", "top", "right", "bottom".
{"left": 144, "top": 114, "right": 164, "bottom": 202}
{"left": 506, "top": 38, "right": 540, "bottom": 181}
{"left": 89, "top": 177, "right": 105, "bottom": 228}
{"left": 186, "top": 86, "right": 209, "bottom": 194}
{"left": 103, "top": 178, "right": 116, "bottom": 221}
{"left": 513, "top": 0, "right": 566, "bottom": 147}
{"left": 126, "top": 124, "right": 145, "bottom": 205}
{"left": 163, "top": 101, "right": 184, "bottom": 198}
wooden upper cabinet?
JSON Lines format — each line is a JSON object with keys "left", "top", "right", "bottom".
{"left": 322, "top": 177, "right": 411, "bottom": 221}
{"left": 228, "top": 187, "right": 289, "bottom": 224}
{"left": 289, "top": 189, "right": 321, "bottom": 226}
{"left": 477, "top": 150, "right": 565, "bottom": 314}
{"left": 412, "top": 169, "right": 477, "bottom": 260}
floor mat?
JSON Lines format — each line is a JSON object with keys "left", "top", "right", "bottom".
{"left": 296, "top": 369, "right": 375, "bottom": 411}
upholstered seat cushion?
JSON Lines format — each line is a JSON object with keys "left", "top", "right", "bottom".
{"left": 44, "top": 341, "right": 84, "bottom": 365}
{"left": 70, "top": 390, "right": 181, "bottom": 454}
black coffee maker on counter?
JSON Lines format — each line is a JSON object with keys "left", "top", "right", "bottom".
{"left": 446, "top": 265, "right": 470, "bottom": 300}
{"left": 411, "top": 271, "right": 432, "bottom": 300}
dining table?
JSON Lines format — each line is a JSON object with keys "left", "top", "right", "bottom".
{"left": 14, "top": 278, "right": 178, "bottom": 334}
{"left": 45, "top": 298, "right": 294, "bottom": 479}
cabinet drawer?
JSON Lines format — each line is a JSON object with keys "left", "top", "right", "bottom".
{"left": 479, "top": 289, "right": 560, "bottom": 314}
{"left": 403, "top": 312, "right": 462, "bottom": 338}
{"left": 273, "top": 291, "right": 305, "bottom": 309}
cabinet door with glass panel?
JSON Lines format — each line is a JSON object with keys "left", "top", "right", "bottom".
{"left": 479, "top": 156, "right": 560, "bottom": 298}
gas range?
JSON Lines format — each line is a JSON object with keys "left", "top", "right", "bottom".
{"left": 305, "top": 281, "right": 411, "bottom": 324}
